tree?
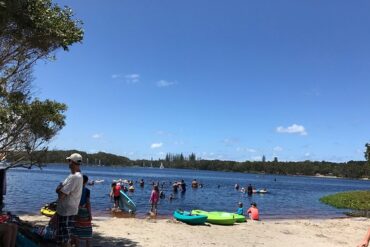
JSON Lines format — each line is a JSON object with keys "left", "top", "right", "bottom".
{"left": 0, "top": 0, "right": 83, "bottom": 169}
{"left": 365, "top": 143, "right": 370, "bottom": 164}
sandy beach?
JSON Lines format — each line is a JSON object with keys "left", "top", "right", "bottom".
{"left": 20, "top": 215, "right": 369, "bottom": 247}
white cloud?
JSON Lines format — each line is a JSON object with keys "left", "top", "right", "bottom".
{"left": 236, "top": 147, "right": 256, "bottom": 153}
{"left": 273, "top": 146, "right": 283, "bottom": 152}
{"left": 111, "top": 74, "right": 122, "bottom": 79}
{"left": 150, "top": 142, "right": 163, "bottom": 149}
{"left": 92, "top": 133, "right": 102, "bottom": 139}
{"left": 156, "top": 80, "right": 177, "bottom": 87}
{"left": 276, "top": 124, "right": 307, "bottom": 135}
{"left": 200, "top": 152, "right": 223, "bottom": 160}
{"left": 305, "top": 152, "right": 310, "bottom": 157}
{"left": 125, "top": 74, "right": 140, "bottom": 84}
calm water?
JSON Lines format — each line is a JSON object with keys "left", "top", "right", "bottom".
{"left": 5, "top": 164, "right": 370, "bottom": 219}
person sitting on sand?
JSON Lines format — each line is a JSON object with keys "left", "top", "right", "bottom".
{"left": 358, "top": 227, "right": 370, "bottom": 247}
{"left": 236, "top": 202, "right": 244, "bottom": 215}
{"left": 247, "top": 202, "right": 259, "bottom": 220}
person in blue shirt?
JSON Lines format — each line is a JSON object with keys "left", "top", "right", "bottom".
{"left": 236, "top": 202, "right": 244, "bottom": 215}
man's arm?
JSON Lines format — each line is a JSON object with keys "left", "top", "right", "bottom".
{"left": 57, "top": 189, "right": 67, "bottom": 200}
{"left": 56, "top": 183, "right": 67, "bottom": 200}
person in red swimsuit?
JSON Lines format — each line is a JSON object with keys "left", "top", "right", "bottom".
{"left": 247, "top": 202, "right": 259, "bottom": 220}
{"left": 110, "top": 182, "right": 121, "bottom": 209}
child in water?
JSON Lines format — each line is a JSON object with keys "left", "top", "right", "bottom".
{"left": 236, "top": 202, "right": 244, "bottom": 215}
{"left": 247, "top": 202, "right": 259, "bottom": 220}
{"left": 150, "top": 185, "right": 159, "bottom": 215}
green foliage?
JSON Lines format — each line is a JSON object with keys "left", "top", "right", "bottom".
{"left": 365, "top": 143, "right": 370, "bottom": 163}
{"left": 15, "top": 150, "right": 131, "bottom": 166}
{"left": 320, "top": 191, "right": 370, "bottom": 210}
{"left": 0, "top": 0, "right": 83, "bottom": 51}
{"left": 8, "top": 149, "right": 370, "bottom": 178}
{"left": 165, "top": 153, "right": 197, "bottom": 162}
{"left": 0, "top": 0, "right": 83, "bottom": 169}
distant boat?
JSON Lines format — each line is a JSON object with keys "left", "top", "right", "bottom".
{"left": 159, "top": 163, "right": 164, "bottom": 169}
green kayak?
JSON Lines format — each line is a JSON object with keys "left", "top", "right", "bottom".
{"left": 191, "top": 210, "right": 235, "bottom": 225}
{"left": 233, "top": 214, "right": 246, "bottom": 223}
{"left": 173, "top": 210, "right": 208, "bottom": 225}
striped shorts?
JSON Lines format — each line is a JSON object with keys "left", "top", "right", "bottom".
{"left": 56, "top": 214, "right": 75, "bottom": 244}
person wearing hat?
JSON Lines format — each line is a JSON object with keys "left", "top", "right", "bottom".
{"left": 55, "top": 153, "right": 83, "bottom": 247}
{"left": 247, "top": 202, "right": 259, "bottom": 221}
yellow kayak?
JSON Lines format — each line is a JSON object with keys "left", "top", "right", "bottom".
{"left": 40, "top": 202, "right": 57, "bottom": 217}
{"left": 40, "top": 206, "right": 55, "bottom": 217}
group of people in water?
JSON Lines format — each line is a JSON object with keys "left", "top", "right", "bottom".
{"left": 108, "top": 178, "right": 261, "bottom": 220}
{"left": 235, "top": 183, "right": 267, "bottom": 195}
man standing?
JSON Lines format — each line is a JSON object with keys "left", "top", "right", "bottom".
{"left": 55, "top": 153, "right": 83, "bottom": 247}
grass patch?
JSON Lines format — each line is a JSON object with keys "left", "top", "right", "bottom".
{"left": 320, "top": 190, "right": 370, "bottom": 210}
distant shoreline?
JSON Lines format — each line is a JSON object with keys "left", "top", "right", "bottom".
{"left": 37, "top": 163, "right": 370, "bottom": 181}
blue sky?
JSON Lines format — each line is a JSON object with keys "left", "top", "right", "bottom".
{"left": 33, "top": 0, "right": 370, "bottom": 162}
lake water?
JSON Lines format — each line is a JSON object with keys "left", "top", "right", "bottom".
{"left": 5, "top": 164, "right": 370, "bottom": 219}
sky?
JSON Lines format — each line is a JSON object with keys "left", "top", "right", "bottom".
{"left": 33, "top": 0, "right": 370, "bottom": 162}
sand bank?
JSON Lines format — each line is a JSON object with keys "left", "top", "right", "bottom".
{"left": 20, "top": 215, "right": 369, "bottom": 247}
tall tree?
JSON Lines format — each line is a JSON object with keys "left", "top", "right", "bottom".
{"left": 365, "top": 143, "right": 370, "bottom": 164}
{"left": 0, "top": 0, "right": 83, "bottom": 169}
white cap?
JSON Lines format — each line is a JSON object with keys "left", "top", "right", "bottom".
{"left": 66, "top": 153, "right": 82, "bottom": 164}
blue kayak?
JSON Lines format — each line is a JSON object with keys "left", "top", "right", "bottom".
{"left": 119, "top": 190, "right": 137, "bottom": 213}
{"left": 173, "top": 210, "right": 208, "bottom": 225}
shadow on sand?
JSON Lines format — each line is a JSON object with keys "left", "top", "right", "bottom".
{"left": 91, "top": 232, "right": 139, "bottom": 247}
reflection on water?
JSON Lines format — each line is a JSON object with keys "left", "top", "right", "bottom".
{"left": 5, "top": 164, "right": 370, "bottom": 219}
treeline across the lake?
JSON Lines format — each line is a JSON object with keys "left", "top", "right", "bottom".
{"left": 8, "top": 150, "right": 131, "bottom": 166}
{"left": 11, "top": 150, "right": 369, "bottom": 179}
{"left": 163, "top": 159, "right": 369, "bottom": 179}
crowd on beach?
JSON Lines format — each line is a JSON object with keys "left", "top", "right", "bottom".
{"left": 1, "top": 152, "right": 370, "bottom": 247}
